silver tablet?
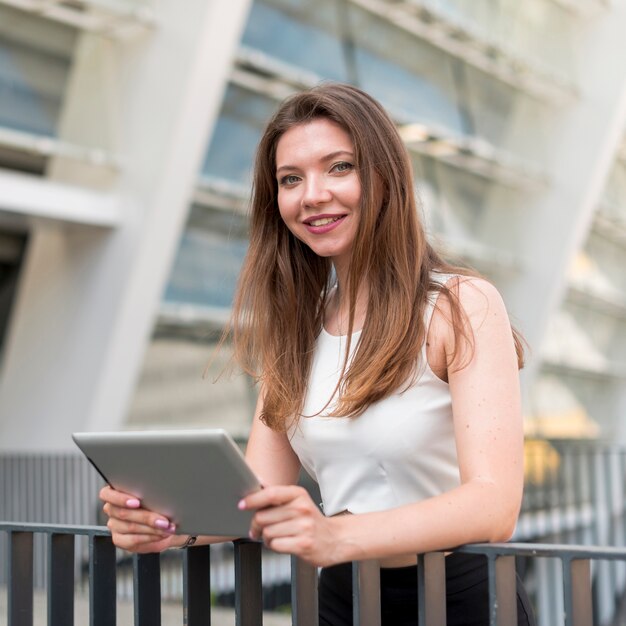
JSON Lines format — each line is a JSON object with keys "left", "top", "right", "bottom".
{"left": 72, "top": 429, "right": 261, "bottom": 537}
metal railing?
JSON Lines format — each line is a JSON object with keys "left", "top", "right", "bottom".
{"left": 3, "top": 439, "right": 626, "bottom": 624}
{"left": 520, "top": 440, "right": 626, "bottom": 544}
{"left": 4, "top": 521, "right": 626, "bottom": 626}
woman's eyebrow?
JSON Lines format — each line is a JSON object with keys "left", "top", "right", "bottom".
{"left": 276, "top": 150, "right": 354, "bottom": 175}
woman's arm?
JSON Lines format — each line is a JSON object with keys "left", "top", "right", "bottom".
{"left": 241, "top": 277, "right": 524, "bottom": 566}
{"left": 245, "top": 387, "right": 302, "bottom": 487}
{"left": 101, "top": 388, "right": 301, "bottom": 552}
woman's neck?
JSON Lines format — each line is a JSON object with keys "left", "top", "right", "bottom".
{"left": 325, "top": 278, "right": 369, "bottom": 336}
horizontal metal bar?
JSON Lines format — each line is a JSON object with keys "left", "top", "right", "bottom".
{"left": 0, "top": 521, "right": 110, "bottom": 536}
{"left": 456, "top": 541, "right": 626, "bottom": 560}
{"left": 4, "top": 521, "right": 626, "bottom": 561}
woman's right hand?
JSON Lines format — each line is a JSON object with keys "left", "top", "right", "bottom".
{"left": 100, "top": 485, "right": 188, "bottom": 553}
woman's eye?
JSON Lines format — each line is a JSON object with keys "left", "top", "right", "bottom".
{"left": 279, "top": 174, "right": 300, "bottom": 186}
{"left": 332, "top": 162, "right": 353, "bottom": 173}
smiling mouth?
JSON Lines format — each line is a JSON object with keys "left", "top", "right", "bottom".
{"left": 305, "top": 216, "right": 344, "bottom": 227}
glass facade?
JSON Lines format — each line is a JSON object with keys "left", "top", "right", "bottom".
{"left": 0, "top": 6, "right": 75, "bottom": 137}
{"left": 0, "top": 0, "right": 625, "bottom": 443}
{"left": 163, "top": 0, "right": 565, "bottom": 321}
{"left": 531, "top": 145, "right": 626, "bottom": 438}
{"left": 0, "top": 6, "right": 76, "bottom": 173}
{"left": 0, "top": 7, "right": 74, "bottom": 359}
{"left": 164, "top": 214, "right": 248, "bottom": 311}
{"left": 150, "top": 0, "right": 626, "bottom": 440}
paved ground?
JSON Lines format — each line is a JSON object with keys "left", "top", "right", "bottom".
{"left": 0, "top": 588, "right": 291, "bottom": 625}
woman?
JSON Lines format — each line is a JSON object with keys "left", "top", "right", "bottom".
{"left": 101, "top": 83, "right": 535, "bottom": 625}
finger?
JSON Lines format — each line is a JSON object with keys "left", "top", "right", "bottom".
{"left": 111, "top": 533, "right": 178, "bottom": 554}
{"left": 251, "top": 507, "right": 317, "bottom": 542}
{"left": 261, "top": 535, "right": 315, "bottom": 560}
{"left": 99, "top": 485, "right": 142, "bottom": 509}
{"left": 253, "top": 505, "right": 300, "bottom": 527}
{"left": 106, "top": 517, "right": 174, "bottom": 538}
{"left": 239, "top": 485, "right": 305, "bottom": 511}
{"left": 257, "top": 518, "right": 303, "bottom": 544}
{"left": 249, "top": 507, "right": 301, "bottom": 540}
{"left": 103, "top": 503, "right": 175, "bottom": 534}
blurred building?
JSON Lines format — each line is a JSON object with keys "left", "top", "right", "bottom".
{"left": 0, "top": 0, "right": 626, "bottom": 453}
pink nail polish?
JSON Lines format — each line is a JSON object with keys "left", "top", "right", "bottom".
{"left": 154, "top": 519, "right": 169, "bottom": 529}
{"left": 126, "top": 498, "right": 141, "bottom": 508}
{"left": 238, "top": 499, "right": 246, "bottom": 510}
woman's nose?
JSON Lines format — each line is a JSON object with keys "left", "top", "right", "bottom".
{"left": 302, "top": 176, "right": 332, "bottom": 207}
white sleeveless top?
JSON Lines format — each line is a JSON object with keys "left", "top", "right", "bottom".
{"left": 288, "top": 275, "right": 460, "bottom": 516}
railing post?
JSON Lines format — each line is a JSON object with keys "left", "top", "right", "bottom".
{"left": 183, "top": 544, "right": 211, "bottom": 626}
{"left": 352, "top": 560, "right": 380, "bottom": 626}
{"left": 604, "top": 446, "right": 619, "bottom": 595}
{"left": 418, "top": 552, "right": 446, "bottom": 626}
{"left": 488, "top": 555, "right": 517, "bottom": 626}
{"left": 234, "top": 540, "right": 263, "bottom": 626}
{"left": 133, "top": 553, "right": 161, "bottom": 626}
{"left": 89, "top": 534, "right": 116, "bottom": 626}
{"left": 563, "top": 557, "right": 592, "bottom": 626}
{"left": 291, "top": 556, "right": 318, "bottom": 626}
{"left": 48, "top": 533, "right": 75, "bottom": 626}
{"left": 8, "top": 531, "right": 34, "bottom": 626}
{"left": 620, "top": 450, "right": 626, "bottom": 548}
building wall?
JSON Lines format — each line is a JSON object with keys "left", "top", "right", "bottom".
{"left": 0, "top": 0, "right": 625, "bottom": 450}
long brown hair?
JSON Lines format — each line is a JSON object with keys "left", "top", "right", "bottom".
{"left": 229, "top": 82, "right": 524, "bottom": 431}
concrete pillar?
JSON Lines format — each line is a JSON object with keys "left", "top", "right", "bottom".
{"left": 0, "top": 0, "right": 253, "bottom": 451}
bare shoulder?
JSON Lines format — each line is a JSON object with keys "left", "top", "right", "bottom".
{"left": 431, "top": 276, "right": 508, "bottom": 329}
{"left": 428, "top": 276, "right": 513, "bottom": 376}
{"left": 453, "top": 276, "right": 509, "bottom": 324}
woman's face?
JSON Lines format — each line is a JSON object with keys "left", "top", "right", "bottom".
{"left": 275, "top": 118, "right": 361, "bottom": 272}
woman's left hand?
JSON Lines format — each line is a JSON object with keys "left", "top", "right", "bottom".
{"left": 239, "top": 486, "right": 338, "bottom": 567}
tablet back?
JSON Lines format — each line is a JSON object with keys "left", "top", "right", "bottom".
{"left": 73, "top": 429, "right": 261, "bottom": 537}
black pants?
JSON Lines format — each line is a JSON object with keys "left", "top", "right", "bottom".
{"left": 318, "top": 553, "right": 536, "bottom": 626}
